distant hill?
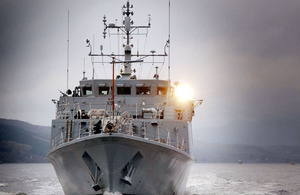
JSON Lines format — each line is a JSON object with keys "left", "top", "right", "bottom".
{"left": 192, "top": 117, "right": 300, "bottom": 163}
{"left": 194, "top": 117, "right": 300, "bottom": 146}
{"left": 0, "top": 118, "right": 50, "bottom": 163}
{"left": 193, "top": 142, "right": 300, "bottom": 163}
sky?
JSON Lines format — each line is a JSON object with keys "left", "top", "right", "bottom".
{"left": 0, "top": 0, "right": 300, "bottom": 145}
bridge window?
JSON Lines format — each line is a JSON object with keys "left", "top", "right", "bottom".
{"left": 117, "top": 87, "right": 131, "bottom": 95}
{"left": 157, "top": 87, "right": 167, "bottom": 95}
{"left": 83, "top": 86, "right": 93, "bottom": 96}
{"left": 136, "top": 87, "right": 151, "bottom": 95}
{"left": 99, "top": 87, "right": 110, "bottom": 95}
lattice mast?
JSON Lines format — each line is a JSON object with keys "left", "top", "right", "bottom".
{"left": 87, "top": 0, "right": 168, "bottom": 80}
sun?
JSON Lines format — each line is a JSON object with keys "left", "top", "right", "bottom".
{"left": 175, "top": 84, "right": 193, "bottom": 102}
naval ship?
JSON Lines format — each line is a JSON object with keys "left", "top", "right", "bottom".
{"left": 47, "top": 1, "right": 202, "bottom": 194}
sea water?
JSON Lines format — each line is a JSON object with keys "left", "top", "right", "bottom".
{"left": 0, "top": 163, "right": 299, "bottom": 195}
{"left": 186, "top": 163, "right": 300, "bottom": 195}
{"left": 0, "top": 163, "right": 62, "bottom": 195}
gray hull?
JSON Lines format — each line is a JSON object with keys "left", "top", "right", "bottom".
{"left": 47, "top": 134, "right": 194, "bottom": 195}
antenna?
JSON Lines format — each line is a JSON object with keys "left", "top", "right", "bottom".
{"left": 92, "top": 34, "right": 95, "bottom": 79}
{"left": 67, "top": 10, "right": 70, "bottom": 90}
{"left": 83, "top": 58, "right": 87, "bottom": 80}
{"left": 168, "top": 0, "right": 171, "bottom": 82}
{"left": 88, "top": 1, "right": 166, "bottom": 80}
{"left": 154, "top": 66, "right": 159, "bottom": 79}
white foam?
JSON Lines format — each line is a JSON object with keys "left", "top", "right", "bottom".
{"left": 103, "top": 191, "right": 123, "bottom": 195}
{"left": 0, "top": 192, "right": 13, "bottom": 195}
{"left": 0, "top": 183, "right": 8, "bottom": 187}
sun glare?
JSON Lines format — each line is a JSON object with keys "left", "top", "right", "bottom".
{"left": 175, "top": 84, "right": 193, "bottom": 102}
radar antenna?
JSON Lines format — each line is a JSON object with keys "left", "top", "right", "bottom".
{"left": 87, "top": 0, "right": 167, "bottom": 80}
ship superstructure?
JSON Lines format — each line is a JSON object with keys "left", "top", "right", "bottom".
{"left": 47, "top": 1, "right": 202, "bottom": 194}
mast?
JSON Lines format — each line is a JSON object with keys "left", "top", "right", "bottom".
{"left": 122, "top": 1, "right": 134, "bottom": 78}
{"left": 168, "top": 0, "right": 171, "bottom": 83}
{"left": 112, "top": 57, "right": 115, "bottom": 117}
{"left": 67, "top": 10, "right": 70, "bottom": 90}
{"left": 87, "top": 0, "right": 167, "bottom": 80}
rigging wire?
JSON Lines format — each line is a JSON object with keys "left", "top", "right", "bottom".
{"left": 159, "top": 55, "right": 166, "bottom": 75}
{"left": 148, "top": 54, "right": 154, "bottom": 78}
{"left": 82, "top": 58, "right": 85, "bottom": 80}
{"left": 92, "top": 34, "right": 95, "bottom": 79}
{"left": 139, "top": 62, "right": 143, "bottom": 78}
{"left": 148, "top": 65, "right": 153, "bottom": 79}
{"left": 137, "top": 39, "right": 143, "bottom": 78}
{"left": 117, "top": 21, "right": 120, "bottom": 74}
{"left": 101, "top": 55, "right": 108, "bottom": 79}
{"left": 168, "top": 0, "right": 171, "bottom": 82}
{"left": 90, "top": 57, "right": 95, "bottom": 79}
{"left": 142, "top": 30, "right": 149, "bottom": 78}
{"left": 67, "top": 10, "right": 70, "bottom": 90}
{"left": 94, "top": 61, "right": 98, "bottom": 78}
{"left": 108, "top": 29, "right": 112, "bottom": 54}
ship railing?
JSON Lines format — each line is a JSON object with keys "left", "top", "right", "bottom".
{"left": 139, "top": 128, "right": 187, "bottom": 152}
{"left": 55, "top": 102, "right": 191, "bottom": 121}
{"left": 50, "top": 119, "right": 188, "bottom": 152}
{"left": 56, "top": 103, "right": 83, "bottom": 120}
{"left": 55, "top": 110, "right": 186, "bottom": 121}
{"left": 56, "top": 111, "right": 70, "bottom": 119}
